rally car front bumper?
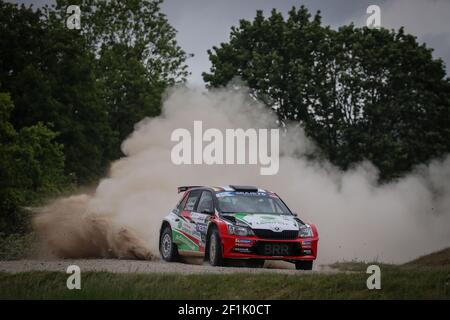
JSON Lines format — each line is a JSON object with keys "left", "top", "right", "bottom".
{"left": 220, "top": 234, "right": 319, "bottom": 261}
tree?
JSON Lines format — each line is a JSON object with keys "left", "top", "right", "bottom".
{"left": 0, "top": 1, "right": 115, "bottom": 183}
{"left": 0, "top": 93, "right": 68, "bottom": 234}
{"left": 0, "top": 0, "right": 191, "bottom": 183}
{"left": 203, "top": 6, "right": 450, "bottom": 180}
{"left": 53, "top": 0, "right": 191, "bottom": 142}
{"left": 0, "top": 0, "right": 192, "bottom": 234}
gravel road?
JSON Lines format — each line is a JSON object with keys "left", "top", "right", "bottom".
{"left": 0, "top": 259, "right": 338, "bottom": 275}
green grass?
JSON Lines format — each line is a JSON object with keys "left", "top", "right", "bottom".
{"left": 406, "top": 248, "right": 450, "bottom": 267}
{"left": 2, "top": 247, "right": 449, "bottom": 299}
{"left": 0, "top": 233, "right": 36, "bottom": 260}
{"left": 1, "top": 267, "right": 449, "bottom": 299}
{"left": 329, "top": 261, "right": 395, "bottom": 272}
{"left": 329, "top": 246, "right": 450, "bottom": 273}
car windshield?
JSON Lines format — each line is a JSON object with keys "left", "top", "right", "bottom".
{"left": 216, "top": 192, "right": 291, "bottom": 215}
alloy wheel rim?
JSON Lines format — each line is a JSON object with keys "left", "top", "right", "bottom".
{"left": 162, "top": 233, "right": 172, "bottom": 258}
{"left": 210, "top": 234, "right": 217, "bottom": 263}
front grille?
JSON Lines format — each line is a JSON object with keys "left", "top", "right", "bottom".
{"left": 253, "top": 229, "right": 298, "bottom": 240}
{"left": 254, "top": 241, "right": 301, "bottom": 256}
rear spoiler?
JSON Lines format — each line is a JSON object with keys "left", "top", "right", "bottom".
{"left": 177, "top": 186, "right": 203, "bottom": 193}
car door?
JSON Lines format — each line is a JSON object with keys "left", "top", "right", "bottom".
{"left": 172, "top": 190, "right": 203, "bottom": 253}
{"left": 191, "top": 190, "right": 215, "bottom": 250}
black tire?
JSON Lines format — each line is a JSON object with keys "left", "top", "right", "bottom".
{"left": 207, "top": 228, "right": 224, "bottom": 266}
{"left": 295, "top": 260, "right": 313, "bottom": 270}
{"left": 159, "top": 226, "right": 179, "bottom": 262}
{"left": 246, "top": 259, "right": 265, "bottom": 268}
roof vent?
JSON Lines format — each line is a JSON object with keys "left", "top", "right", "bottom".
{"left": 229, "top": 185, "right": 258, "bottom": 192}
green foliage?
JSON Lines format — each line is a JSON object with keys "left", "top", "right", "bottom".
{"left": 203, "top": 6, "right": 450, "bottom": 181}
{"left": 53, "top": 0, "right": 190, "bottom": 144}
{"left": 0, "top": 0, "right": 190, "bottom": 183}
{"left": 0, "top": 232, "right": 36, "bottom": 260}
{"left": 0, "top": 93, "right": 68, "bottom": 234}
{"left": 0, "top": 1, "right": 113, "bottom": 183}
{"left": 0, "top": 0, "right": 190, "bottom": 236}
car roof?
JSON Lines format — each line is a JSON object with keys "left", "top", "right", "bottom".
{"left": 214, "top": 185, "right": 269, "bottom": 193}
{"left": 180, "top": 185, "right": 271, "bottom": 194}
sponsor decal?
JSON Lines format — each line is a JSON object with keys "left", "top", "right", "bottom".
{"left": 216, "top": 191, "right": 268, "bottom": 197}
{"left": 216, "top": 191, "right": 235, "bottom": 198}
{"left": 234, "top": 191, "right": 267, "bottom": 196}
{"left": 234, "top": 213, "right": 297, "bottom": 229}
{"left": 196, "top": 223, "right": 207, "bottom": 234}
{"left": 235, "top": 239, "right": 253, "bottom": 244}
{"left": 234, "top": 212, "right": 248, "bottom": 221}
{"left": 172, "top": 229, "right": 200, "bottom": 251}
{"left": 259, "top": 216, "right": 276, "bottom": 220}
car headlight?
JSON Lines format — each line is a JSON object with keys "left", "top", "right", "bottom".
{"left": 298, "top": 224, "right": 313, "bottom": 238}
{"left": 227, "top": 224, "right": 254, "bottom": 236}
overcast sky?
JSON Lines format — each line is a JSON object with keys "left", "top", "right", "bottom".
{"left": 10, "top": 0, "right": 450, "bottom": 86}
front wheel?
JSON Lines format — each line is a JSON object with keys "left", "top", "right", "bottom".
{"left": 207, "top": 229, "right": 224, "bottom": 266}
{"left": 295, "top": 260, "right": 313, "bottom": 270}
{"left": 159, "top": 226, "right": 179, "bottom": 262}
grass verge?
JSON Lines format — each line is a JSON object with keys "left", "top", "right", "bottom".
{"left": 0, "top": 266, "right": 449, "bottom": 299}
{"left": 0, "top": 233, "right": 36, "bottom": 260}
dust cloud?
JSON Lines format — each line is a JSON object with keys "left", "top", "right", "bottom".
{"left": 34, "top": 86, "right": 450, "bottom": 264}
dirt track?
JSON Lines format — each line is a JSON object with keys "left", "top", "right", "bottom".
{"left": 0, "top": 259, "right": 337, "bottom": 275}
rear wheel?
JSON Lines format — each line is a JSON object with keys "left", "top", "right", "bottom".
{"left": 295, "top": 260, "right": 313, "bottom": 270}
{"left": 160, "top": 226, "right": 179, "bottom": 262}
{"left": 207, "top": 229, "right": 224, "bottom": 266}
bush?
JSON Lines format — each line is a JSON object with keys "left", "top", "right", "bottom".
{"left": 0, "top": 93, "right": 69, "bottom": 235}
{"left": 0, "top": 232, "right": 36, "bottom": 260}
